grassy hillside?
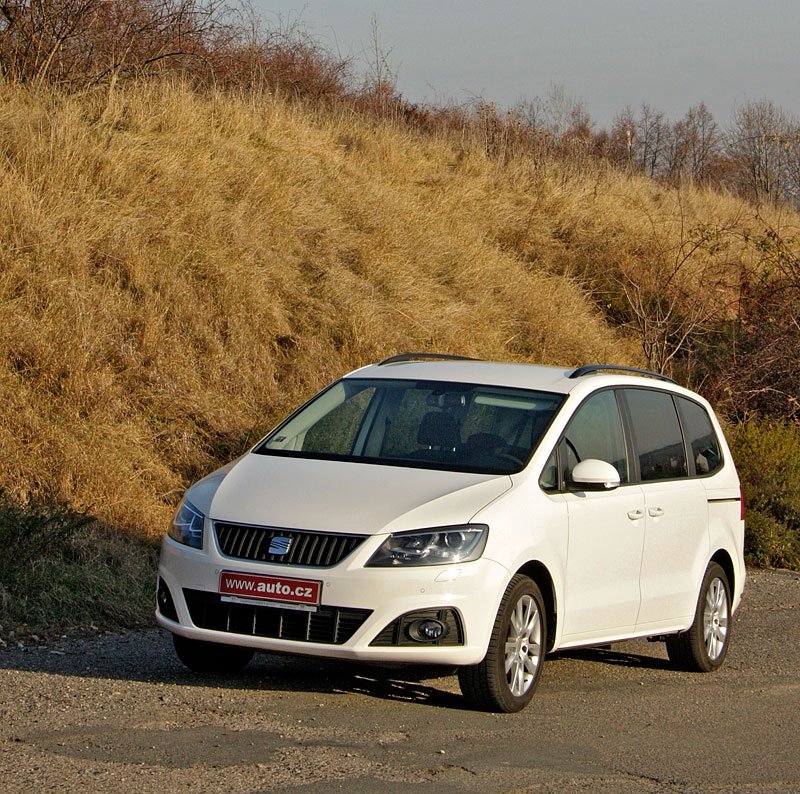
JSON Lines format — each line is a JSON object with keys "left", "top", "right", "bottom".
{"left": 0, "top": 80, "right": 788, "bottom": 541}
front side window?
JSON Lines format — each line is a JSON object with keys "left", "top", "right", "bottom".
{"left": 562, "top": 390, "right": 628, "bottom": 483}
{"left": 624, "top": 389, "right": 688, "bottom": 481}
{"left": 256, "top": 379, "right": 564, "bottom": 475}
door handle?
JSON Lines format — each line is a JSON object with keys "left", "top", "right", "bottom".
{"left": 648, "top": 507, "right": 664, "bottom": 517}
{"left": 627, "top": 509, "right": 644, "bottom": 521}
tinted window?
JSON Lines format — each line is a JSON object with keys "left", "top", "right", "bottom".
{"left": 625, "top": 389, "right": 687, "bottom": 481}
{"left": 677, "top": 397, "right": 723, "bottom": 476}
{"left": 563, "top": 390, "right": 628, "bottom": 483}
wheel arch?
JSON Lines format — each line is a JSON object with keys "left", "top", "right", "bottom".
{"left": 710, "top": 548, "right": 735, "bottom": 594}
{"left": 515, "top": 560, "right": 557, "bottom": 651}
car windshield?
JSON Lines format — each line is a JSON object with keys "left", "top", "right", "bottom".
{"left": 254, "top": 378, "right": 564, "bottom": 474}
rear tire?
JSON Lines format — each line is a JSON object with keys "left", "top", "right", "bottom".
{"left": 666, "top": 562, "right": 732, "bottom": 672}
{"left": 458, "top": 574, "right": 546, "bottom": 713}
{"left": 172, "top": 634, "right": 255, "bottom": 673}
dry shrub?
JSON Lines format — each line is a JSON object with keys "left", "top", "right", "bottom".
{"left": 0, "top": 1, "right": 354, "bottom": 101}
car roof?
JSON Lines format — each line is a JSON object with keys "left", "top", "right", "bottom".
{"left": 346, "top": 358, "right": 686, "bottom": 396}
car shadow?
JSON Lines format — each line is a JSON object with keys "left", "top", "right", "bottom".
{"left": 0, "top": 629, "right": 676, "bottom": 709}
{"left": 0, "top": 628, "right": 471, "bottom": 710}
{"left": 549, "top": 645, "right": 673, "bottom": 671}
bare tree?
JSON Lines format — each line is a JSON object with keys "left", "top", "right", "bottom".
{"left": 608, "top": 103, "right": 671, "bottom": 177}
{"left": 667, "top": 103, "right": 722, "bottom": 183}
{"left": 608, "top": 105, "right": 637, "bottom": 169}
{"left": 542, "top": 84, "right": 590, "bottom": 141}
{"left": 726, "top": 99, "right": 799, "bottom": 205}
{"left": 358, "top": 13, "right": 400, "bottom": 118}
{"left": 635, "top": 103, "right": 669, "bottom": 178}
{"left": 782, "top": 119, "right": 800, "bottom": 207}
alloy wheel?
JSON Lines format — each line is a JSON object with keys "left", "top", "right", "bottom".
{"left": 504, "top": 593, "right": 542, "bottom": 697}
{"left": 703, "top": 576, "right": 729, "bottom": 661}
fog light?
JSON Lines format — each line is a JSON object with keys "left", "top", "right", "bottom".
{"left": 409, "top": 618, "right": 446, "bottom": 642}
{"left": 156, "top": 577, "right": 179, "bottom": 622}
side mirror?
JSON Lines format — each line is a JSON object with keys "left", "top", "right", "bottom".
{"left": 569, "top": 459, "right": 621, "bottom": 491}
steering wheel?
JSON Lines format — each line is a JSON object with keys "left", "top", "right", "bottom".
{"left": 496, "top": 451, "right": 525, "bottom": 467}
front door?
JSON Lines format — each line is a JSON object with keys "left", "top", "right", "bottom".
{"left": 558, "top": 390, "right": 645, "bottom": 640}
{"left": 562, "top": 486, "right": 646, "bottom": 638}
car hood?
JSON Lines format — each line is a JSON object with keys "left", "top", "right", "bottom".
{"left": 191, "top": 453, "right": 511, "bottom": 535}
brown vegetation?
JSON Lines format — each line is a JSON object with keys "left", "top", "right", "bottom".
{"left": 2, "top": 78, "right": 798, "bottom": 538}
{"left": 1, "top": 9, "right": 799, "bottom": 570}
{"left": 0, "top": 81, "right": 639, "bottom": 534}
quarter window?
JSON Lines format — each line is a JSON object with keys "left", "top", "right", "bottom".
{"left": 539, "top": 447, "right": 559, "bottom": 492}
{"left": 677, "top": 397, "right": 723, "bottom": 476}
{"left": 624, "top": 389, "right": 687, "bottom": 481}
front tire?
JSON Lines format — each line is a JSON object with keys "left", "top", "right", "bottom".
{"left": 458, "top": 574, "right": 546, "bottom": 713}
{"left": 172, "top": 634, "right": 255, "bottom": 673}
{"left": 666, "top": 562, "right": 732, "bottom": 672}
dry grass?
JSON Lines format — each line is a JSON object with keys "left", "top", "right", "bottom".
{"left": 0, "top": 80, "right": 793, "bottom": 537}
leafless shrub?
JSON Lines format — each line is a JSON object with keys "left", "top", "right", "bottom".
{"left": 0, "top": 1, "right": 227, "bottom": 86}
{"left": 0, "top": 1, "right": 353, "bottom": 99}
{"left": 689, "top": 215, "right": 800, "bottom": 421}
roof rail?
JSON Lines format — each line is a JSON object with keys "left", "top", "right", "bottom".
{"left": 378, "top": 352, "right": 480, "bottom": 366}
{"left": 569, "top": 364, "right": 677, "bottom": 384}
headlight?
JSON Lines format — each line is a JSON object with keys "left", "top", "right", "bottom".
{"left": 167, "top": 498, "right": 205, "bottom": 549}
{"left": 365, "top": 525, "right": 488, "bottom": 567}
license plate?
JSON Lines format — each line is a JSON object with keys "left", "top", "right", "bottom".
{"left": 218, "top": 571, "right": 322, "bottom": 607}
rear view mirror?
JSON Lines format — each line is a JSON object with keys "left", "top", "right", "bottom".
{"left": 569, "top": 459, "right": 621, "bottom": 491}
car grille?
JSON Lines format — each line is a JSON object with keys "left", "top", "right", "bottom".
{"left": 214, "top": 523, "right": 368, "bottom": 567}
{"left": 183, "top": 589, "right": 371, "bottom": 645}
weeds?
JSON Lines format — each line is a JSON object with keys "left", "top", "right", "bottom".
{"left": 0, "top": 492, "right": 157, "bottom": 639}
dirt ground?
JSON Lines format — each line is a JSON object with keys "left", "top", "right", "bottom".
{"left": 1, "top": 568, "right": 799, "bottom": 793}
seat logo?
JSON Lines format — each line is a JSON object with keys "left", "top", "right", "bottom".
{"left": 268, "top": 536, "right": 293, "bottom": 556}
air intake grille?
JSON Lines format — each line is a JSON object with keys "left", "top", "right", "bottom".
{"left": 183, "top": 589, "right": 371, "bottom": 645}
{"left": 214, "top": 523, "right": 368, "bottom": 567}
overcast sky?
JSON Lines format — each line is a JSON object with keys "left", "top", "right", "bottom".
{"left": 251, "top": 0, "right": 800, "bottom": 128}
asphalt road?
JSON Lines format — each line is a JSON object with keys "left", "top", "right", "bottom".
{"left": 1, "top": 568, "right": 799, "bottom": 793}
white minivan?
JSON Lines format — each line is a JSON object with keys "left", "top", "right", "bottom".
{"left": 157, "top": 355, "right": 745, "bottom": 712}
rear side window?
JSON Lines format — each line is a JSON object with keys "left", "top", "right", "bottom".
{"left": 677, "top": 397, "right": 723, "bottom": 476}
{"left": 624, "top": 389, "right": 688, "bottom": 482}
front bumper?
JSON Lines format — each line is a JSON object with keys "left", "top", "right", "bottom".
{"left": 156, "top": 532, "right": 509, "bottom": 666}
